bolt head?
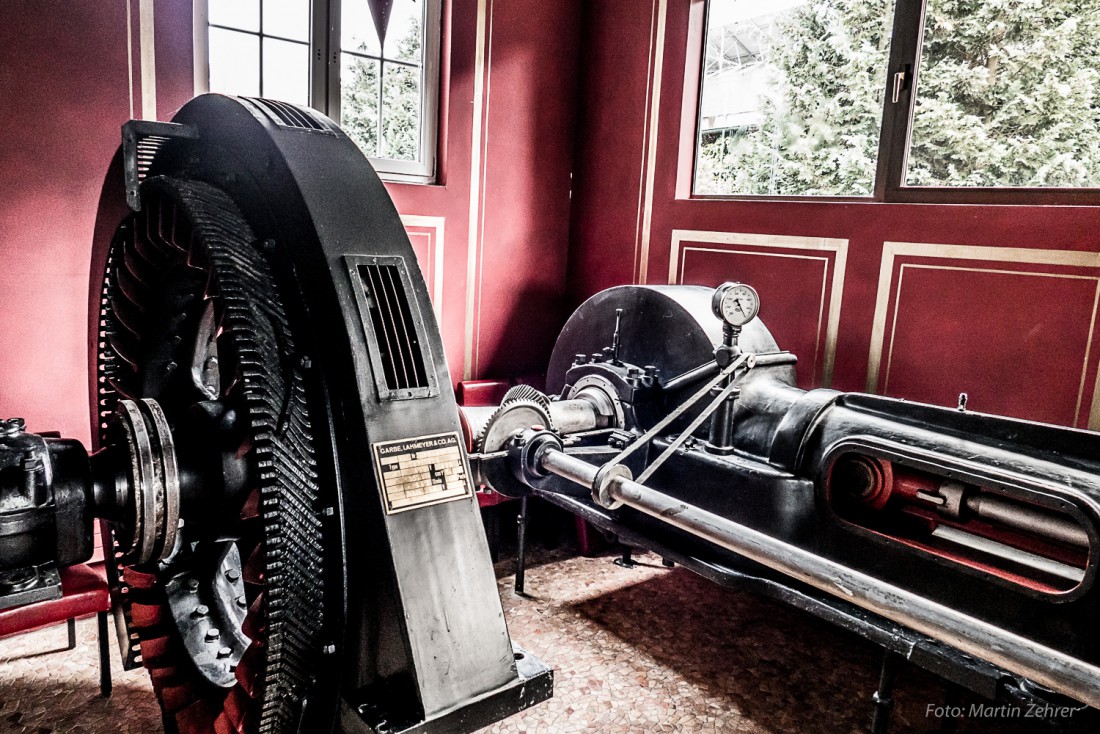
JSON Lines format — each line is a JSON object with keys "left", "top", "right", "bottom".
{"left": 193, "top": 604, "right": 209, "bottom": 617}
{"left": 186, "top": 578, "right": 199, "bottom": 591}
{"left": 0, "top": 418, "right": 24, "bottom": 436}
{"left": 225, "top": 568, "right": 241, "bottom": 583}
{"left": 217, "top": 646, "right": 233, "bottom": 658}
{"left": 236, "top": 595, "right": 248, "bottom": 609}
{"left": 322, "top": 644, "right": 336, "bottom": 655}
{"left": 205, "top": 628, "right": 221, "bottom": 642}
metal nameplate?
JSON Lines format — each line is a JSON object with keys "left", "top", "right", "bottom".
{"left": 372, "top": 432, "right": 473, "bottom": 514}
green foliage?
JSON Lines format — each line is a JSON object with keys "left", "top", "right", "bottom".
{"left": 698, "top": 0, "right": 893, "bottom": 195}
{"left": 908, "top": 0, "right": 1100, "bottom": 186}
{"left": 342, "top": 16, "right": 422, "bottom": 161}
{"left": 697, "top": 0, "right": 1100, "bottom": 194}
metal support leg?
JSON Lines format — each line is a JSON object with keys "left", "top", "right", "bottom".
{"left": 938, "top": 685, "right": 960, "bottom": 734}
{"left": 514, "top": 496, "right": 528, "bottom": 595}
{"left": 97, "top": 611, "right": 112, "bottom": 698}
{"left": 870, "top": 650, "right": 899, "bottom": 734}
{"left": 66, "top": 617, "right": 77, "bottom": 650}
{"left": 613, "top": 546, "right": 636, "bottom": 568}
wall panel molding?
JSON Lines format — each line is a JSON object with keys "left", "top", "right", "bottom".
{"left": 669, "top": 229, "right": 848, "bottom": 386}
{"left": 635, "top": 0, "right": 668, "bottom": 285}
{"left": 400, "top": 214, "right": 446, "bottom": 320}
{"left": 463, "top": 0, "right": 492, "bottom": 380}
{"left": 868, "top": 241, "right": 1100, "bottom": 428}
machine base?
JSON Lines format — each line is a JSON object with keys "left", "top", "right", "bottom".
{"left": 0, "top": 564, "right": 61, "bottom": 610}
{"left": 340, "top": 644, "right": 553, "bottom": 734}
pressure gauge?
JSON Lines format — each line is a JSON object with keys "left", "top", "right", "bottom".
{"left": 712, "top": 282, "right": 760, "bottom": 327}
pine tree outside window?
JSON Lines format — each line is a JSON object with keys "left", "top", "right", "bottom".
{"left": 695, "top": 0, "right": 896, "bottom": 197}
{"left": 693, "top": 0, "right": 1100, "bottom": 201}
{"left": 196, "top": 0, "right": 441, "bottom": 183}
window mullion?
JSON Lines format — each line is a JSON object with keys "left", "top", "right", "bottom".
{"left": 875, "top": 0, "right": 926, "bottom": 201}
{"left": 325, "top": 0, "right": 342, "bottom": 120}
{"left": 310, "top": 0, "right": 329, "bottom": 112}
{"left": 258, "top": 0, "right": 265, "bottom": 98}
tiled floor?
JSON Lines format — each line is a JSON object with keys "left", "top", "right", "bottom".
{"left": 0, "top": 549, "right": 1039, "bottom": 733}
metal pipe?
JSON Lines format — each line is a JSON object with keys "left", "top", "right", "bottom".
{"left": 663, "top": 360, "right": 720, "bottom": 393}
{"left": 535, "top": 448, "right": 1100, "bottom": 709}
{"left": 539, "top": 448, "right": 599, "bottom": 487}
{"left": 931, "top": 525, "right": 1085, "bottom": 584}
{"left": 548, "top": 399, "right": 603, "bottom": 434}
{"left": 515, "top": 496, "right": 528, "bottom": 595}
{"left": 967, "top": 493, "right": 1090, "bottom": 549}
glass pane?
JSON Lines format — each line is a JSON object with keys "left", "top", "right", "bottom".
{"left": 263, "top": 38, "right": 310, "bottom": 105}
{"left": 209, "top": 28, "right": 260, "bottom": 97}
{"left": 209, "top": 0, "right": 260, "bottom": 32}
{"left": 263, "top": 0, "right": 310, "bottom": 42}
{"left": 341, "top": 53, "right": 381, "bottom": 157}
{"left": 907, "top": 1, "right": 1100, "bottom": 187}
{"left": 384, "top": 0, "right": 424, "bottom": 63}
{"left": 342, "top": 0, "right": 382, "bottom": 57}
{"left": 381, "top": 63, "right": 421, "bottom": 160}
{"left": 694, "top": 0, "right": 894, "bottom": 196}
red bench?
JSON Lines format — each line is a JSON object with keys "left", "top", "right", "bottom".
{"left": 0, "top": 563, "right": 112, "bottom": 697}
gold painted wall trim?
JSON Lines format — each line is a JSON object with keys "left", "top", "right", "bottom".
{"left": 139, "top": 0, "right": 157, "bottom": 120}
{"left": 867, "top": 242, "right": 1100, "bottom": 429}
{"left": 399, "top": 214, "right": 446, "bottom": 321}
{"left": 635, "top": 0, "right": 668, "bottom": 285}
{"left": 669, "top": 229, "right": 848, "bottom": 387}
{"left": 463, "top": 0, "right": 491, "bottom": 381}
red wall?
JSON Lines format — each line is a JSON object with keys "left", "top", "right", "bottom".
{"left": 569, "top": 0, "right": 1100, "bottom": 429}
{"left": 0, "top": 0, "right": 580, "bottom": 442}
{"left": 5, "top": 0, "right": 1098, "bottom": 443}
{"left": 0, "top": 2, "right": 133, "bottom": 443}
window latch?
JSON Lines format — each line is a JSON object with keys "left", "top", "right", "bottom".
{"left": 891, "top": 65, "right": 912, "bottom": 104}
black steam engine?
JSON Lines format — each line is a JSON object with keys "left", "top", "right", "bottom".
{"left": 467, "top": 284, "right": 1100, "bottom": 729}
{"left": 2, "top": 94, "right": 1100, "bottom": 733}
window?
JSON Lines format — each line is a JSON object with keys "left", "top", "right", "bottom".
{"left": 906, "top": 0, "right": 1100, "bottom": 188}
{"left": 695, "top": 0, "right": 896, "bottom": 197}
{"left": 693, "top": 0, "right": 1100, "bottom": 201}
{"left": 196, "top": 0, "right": 441, "bottom": 182}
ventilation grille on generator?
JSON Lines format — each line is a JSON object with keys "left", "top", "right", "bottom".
{"left": 358, "top": 262, "right": 430, "bottom": 392}
{"left": 244, "top": 97, "right": 330, "bottom": 131}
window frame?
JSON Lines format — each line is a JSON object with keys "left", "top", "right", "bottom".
{"left": 689, "top": 0, "right": 1100, "bottom": 205}
{"left": 194, "top": 0, "right": 442, "bottom": 184}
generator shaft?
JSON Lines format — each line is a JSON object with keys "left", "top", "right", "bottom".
{"left": 535, "top": 447, "right": 1100, "bottom": 709}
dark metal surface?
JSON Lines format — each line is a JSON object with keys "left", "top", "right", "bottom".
{"left": 339, "top": 645, "right": 552, "bottom": 734}
{"left": 532, "top": 446, "right": 1100, "bottom": 707}
{"left": 478, "top": 282, "right": 1100, "bottom": 725}
{"left": 0, "top": 93, "right": 550, "bottom": 733}
{"left": 0, "top": 416, "right": 93, "bottom": 608}
{"left": 98, "top": 94, "right": 545, "bottom": 733}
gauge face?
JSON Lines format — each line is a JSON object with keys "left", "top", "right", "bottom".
{"left": 714, "top": 283, "right": 760, "bottom": 326}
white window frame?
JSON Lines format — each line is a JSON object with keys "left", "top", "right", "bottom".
{"left": 194, "top": 0, "right": 441, "bottom": 184}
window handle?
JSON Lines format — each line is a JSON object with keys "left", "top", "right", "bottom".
{"left": 891, "top": 65, "right": 912, "bottom": 104}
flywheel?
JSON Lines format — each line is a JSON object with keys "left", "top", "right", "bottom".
{"left": 96, "top": 175, "right": 326, "bottom": 734}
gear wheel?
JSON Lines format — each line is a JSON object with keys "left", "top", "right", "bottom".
{"left": 475, "top": 385, "right": 557, "bottom": 454}
{"left": 96, "top": 176, "right": 327, "bottom": 734}
{"left": 499, "top": 384, "right": 551, "bottom": 410}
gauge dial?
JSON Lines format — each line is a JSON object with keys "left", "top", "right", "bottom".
{"left": 712, "top": 282, "right": 760, "bottom": 327}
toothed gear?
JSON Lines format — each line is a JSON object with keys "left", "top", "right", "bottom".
{"left": 96, "top": 176, "right": 325, "bottom": 734}
{"left": 475, "top": 397, "right": 556, "bottom": 454}
{"left": 499, "top": 384, "right": 551, "bottom": 410}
